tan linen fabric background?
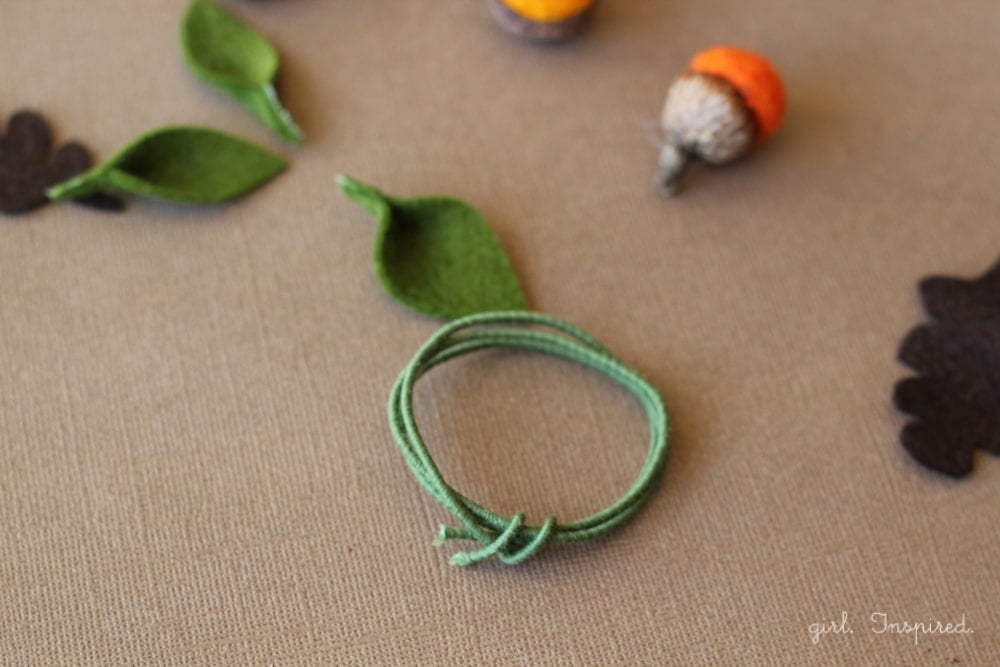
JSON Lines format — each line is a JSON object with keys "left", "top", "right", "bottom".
{"left": 2, "top": 0, "right": 998, "bottom": 664}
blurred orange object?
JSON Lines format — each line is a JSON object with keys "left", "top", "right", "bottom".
{"left": 499, "top": 0, "right": 595, "bottom": 23}
{"left": 490, "top": 0, "right": 595, "bottom": 41}
{"left": 689, "top": 46, "right": 786, "bottom": 142}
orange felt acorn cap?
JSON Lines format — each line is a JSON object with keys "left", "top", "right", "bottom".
{"left": 500, "top": 0, "right": 595, "bottom": 23}
{"left": 689, "top": 46, "right": 786, "bottom": 141}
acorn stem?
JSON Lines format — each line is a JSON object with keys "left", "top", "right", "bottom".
{"left": 657, "top": 142, "right": 691, "bottom": 197}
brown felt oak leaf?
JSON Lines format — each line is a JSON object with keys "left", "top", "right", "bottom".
{"left": 0, "top": 110, "right": 122, "bottom": 214}
{"left": 893, "top": 258, "right": 1000, "bottom": 477}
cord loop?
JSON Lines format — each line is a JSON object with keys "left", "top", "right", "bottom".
{"left": 388, "top": 311, "right": 670, "bottom": 567}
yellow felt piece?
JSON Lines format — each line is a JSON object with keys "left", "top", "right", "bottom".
{"left": 499, "top": 0, "right": 594, "bottom": 23}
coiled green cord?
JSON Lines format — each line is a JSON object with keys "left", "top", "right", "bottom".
{"left": 388, "top": 311, "right": 671, "bottom": 567}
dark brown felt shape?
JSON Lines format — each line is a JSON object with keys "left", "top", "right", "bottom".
{"left": 0, "top": 110, "right": 123, "bottom": 214}
{"left": 894, "top": 258, "right": 1000, "bottom": 477}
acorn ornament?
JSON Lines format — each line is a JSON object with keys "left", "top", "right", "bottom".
{"left": 490, "top": 0, "right": 596, "bottom": 42}
{"left": 657, "top": 46, "right": 785, "bottom": 196}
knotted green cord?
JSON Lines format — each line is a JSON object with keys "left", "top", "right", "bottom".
{"left": 388, "top": 311, "right": 670, "bottom": 567}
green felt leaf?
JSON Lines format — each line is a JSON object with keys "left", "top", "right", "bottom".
{"left": 47, "top": 127, "right": 286, "bottom": 204}
{"left": 338, "top": 175, "right": 529, "bottom": 320}
{"left": 181, "top": 0, "right": 303, "bottom": 144}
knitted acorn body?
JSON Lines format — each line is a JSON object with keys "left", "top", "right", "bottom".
{"left": 659, "top": 46, "right": 785, "bottom": 195}
{"left": 490, "top": 0, "right": 596, "bottom": 41}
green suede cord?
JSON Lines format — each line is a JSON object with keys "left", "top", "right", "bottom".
{"left": 389, "top": 311, "right": 670, "bottom": 567}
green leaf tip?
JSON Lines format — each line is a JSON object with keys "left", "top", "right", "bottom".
{"left": 335, "top": 174, "right": 370, "bottom": 198}
{"left": 336, "top": 175, "right": 390, "bottom": 218}
{"left": 338, "top": 176, "right": 529, "bottom": 320}
{"left": 48, "top": 126, "right": 286, "bottom": 205}
{"left": 181, "top": 0, "right": 304, "bottom": 144}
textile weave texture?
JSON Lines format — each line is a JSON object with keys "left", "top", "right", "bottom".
{"left": 2, "top": 0, "right": 998, "bottom": 664}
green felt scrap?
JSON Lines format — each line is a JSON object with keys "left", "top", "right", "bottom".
{"left": 182, "top": 0, "right": 303, "bottom": 144}
{"left": 338, "top": 175, "right": 529, "bottom": 320}
{"left": 47, "top": 127, "right": 286, "bottom": 204}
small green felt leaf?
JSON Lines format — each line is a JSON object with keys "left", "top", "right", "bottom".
{"left": 182, "top": 0, "right": 303, "bottom": 144}
{"left": 47, "top": 127, "right": 286, "bottom": 204}
{"left": 337, "top": 175, "right": 529, "bottom": 320}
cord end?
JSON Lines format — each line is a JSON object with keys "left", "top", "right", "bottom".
{"left": 449, "top": 552, "right": 476, "bottom": 567}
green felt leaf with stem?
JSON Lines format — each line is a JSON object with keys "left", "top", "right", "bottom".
{"left": 338, "top": 175, "right": 529, "bottom": 320}
{"left": 182, "top": 0, "right": 303, "bottom": 144}
{"left": 47, "top": 127, "right": 286, "bottom": 204}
